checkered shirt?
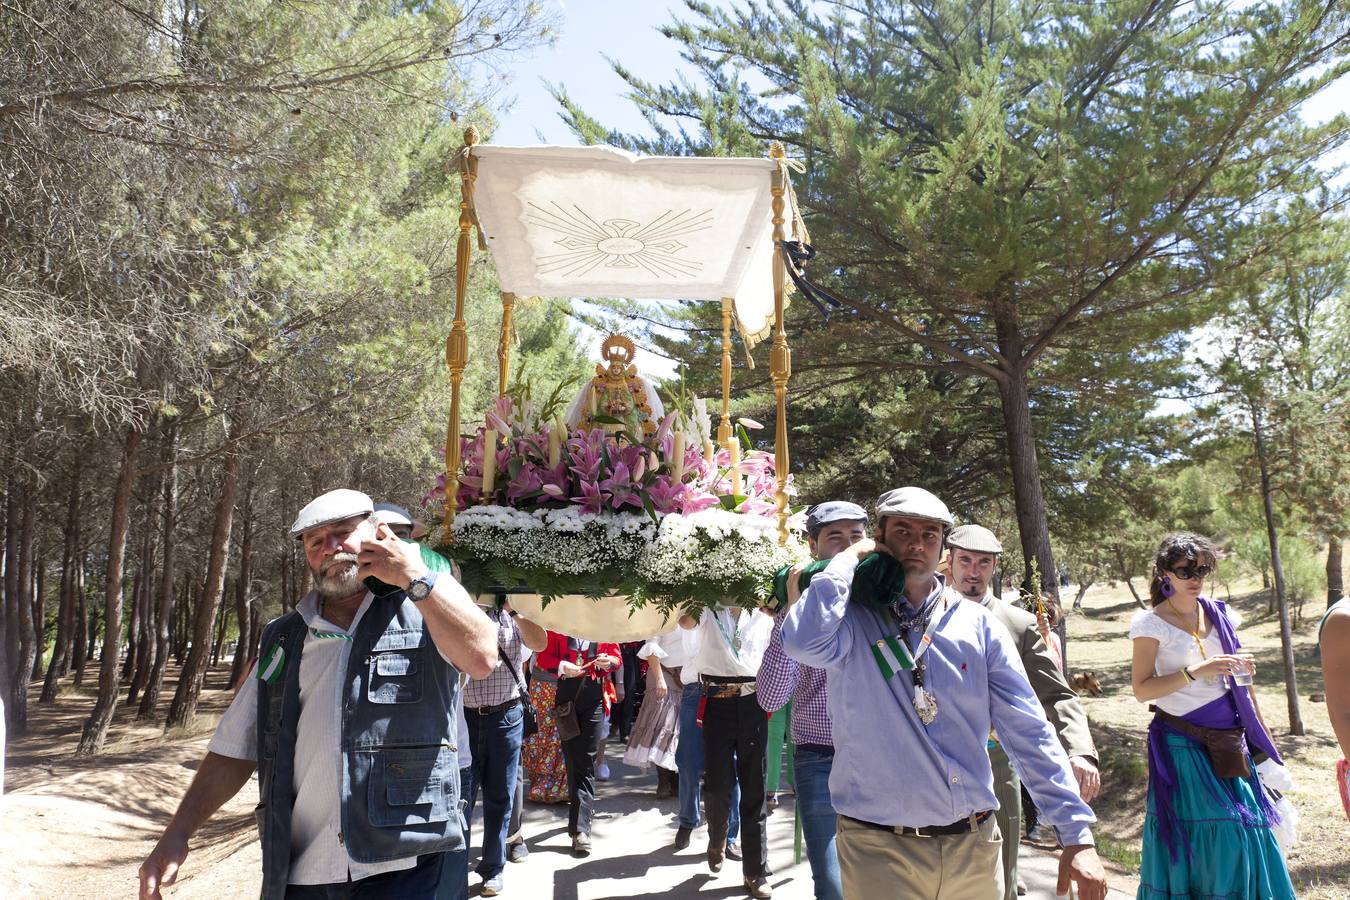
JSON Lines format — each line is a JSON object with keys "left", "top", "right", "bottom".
{"left": 757, "top": 609, "right": 832, "bottom": 747}
{"left": 463, "top": 607, "right": 528, "bottom": 709}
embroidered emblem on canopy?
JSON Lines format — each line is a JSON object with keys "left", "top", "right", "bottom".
{"left": 471, "top": 145, "right": 790, "bottom": 349}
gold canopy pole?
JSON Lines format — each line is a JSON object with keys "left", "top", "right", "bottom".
{"left": 769, "top": 142, "right": 792, "bottom": 546}
{"left": 443, "top": 126, "right": 480, "bottom": 536}
{"left": 497, "top": 292, "right": 517, "bottom": 397}
{"left": 717, "top": 297, "right": 734, "bottom": 452}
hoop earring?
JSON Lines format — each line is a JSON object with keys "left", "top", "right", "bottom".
{"left": 1160, "top": 575, "right": 1175, "bottom": 598}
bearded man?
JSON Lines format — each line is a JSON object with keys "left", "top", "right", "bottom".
{"left": 138, "top": 489, "right": 497, "bottom": 900}
{"left": 947, "top": 524, "right": 1100, "bottom": 899}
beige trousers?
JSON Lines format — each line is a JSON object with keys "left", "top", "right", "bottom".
{"left": 836, "top": 812, "right": 1004, "bottom": 900}
{"left": 990, "top": 742, "right": 1021, "bottom": 900}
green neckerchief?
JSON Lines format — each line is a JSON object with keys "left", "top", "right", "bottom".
{"left": 849, "top": 551, "right": 908, "bottom": 610}
{"left": 769, "top": 552, "right": 908, "bottom": 612}
{"left": 770, "top": 559, "right": 831, "bottom": 610}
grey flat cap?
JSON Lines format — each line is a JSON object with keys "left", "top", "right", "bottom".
{"left": 805, "top": 501, "right": 869, "bottom": 534}
{"left": 948, "top": 523, "right": 1003, "bottom": 554}
{"left": 875, "top": 487, "right": 954, "bottom": 527}
{"left": 290, "top": 489, "right": 373, "bottom": 538}
{"left": 372, "top": 502, "right": 414, "bottom": 528}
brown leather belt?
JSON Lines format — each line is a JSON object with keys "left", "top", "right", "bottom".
{"left": 466, "top": 697, "right": 522, "bottom": 716}
{"left": 843, "top": 810, "right": 992, "bottom": 838}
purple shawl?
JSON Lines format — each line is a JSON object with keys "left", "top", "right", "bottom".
{"left": 1146, "top": 596, "right": 1282, "bottom": 861}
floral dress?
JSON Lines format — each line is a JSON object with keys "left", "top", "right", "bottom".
{"left": 522, "top": 674, "right": 570, "bottom": 804}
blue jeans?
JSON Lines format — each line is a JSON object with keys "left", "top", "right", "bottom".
{"left": 436, "top": 768, "right": 472, "bottom": 900}
{"left": 285, "top": 853, "right": 444, "bottom": 899}
{"left": 794, "top": 746, "right": 842, "bottom": 900}
{"left": 676, "top": 682, "right": 740, "bottom": 841}
{"left": 465, "top": 700, "right": 525, "bottom": 879}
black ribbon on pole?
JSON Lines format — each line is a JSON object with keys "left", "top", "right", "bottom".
{"left": 778, "top": 240, "right": 845, "bottom": 321}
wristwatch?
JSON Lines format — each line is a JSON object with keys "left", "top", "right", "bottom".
{"left": 406, "top": 570, "right": 438, "bottom": 602}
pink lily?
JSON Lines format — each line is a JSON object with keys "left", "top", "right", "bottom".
{"left": 507, "top": 461, "right": 544, "bottom": 503}
{"left": 645, "top": 476, "right": 686, "bottom": 515}
{"left": 736, "top": 496, "right": 778, "bottom": 518}
{"left": 572, "top": 479, "right": 605, "bottom": 514}
{"left": 679, "top": 488, "right": 721, "bottom": 514}
{"left": 600, "top": 461, "right": 642, "bottom": 510}
{"left": 539, "top": 462, "right": 569, "bottom": 500}
{"left": 485, "top": 395, "right": 514, "bottom": 436}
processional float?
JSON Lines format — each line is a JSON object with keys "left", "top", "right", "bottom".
{"left": 433, "top": 129, "right": 808, "bottom": 641}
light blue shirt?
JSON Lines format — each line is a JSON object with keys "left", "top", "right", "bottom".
{"left": 781, "top": 553, "right": 1096, "bottom": 846}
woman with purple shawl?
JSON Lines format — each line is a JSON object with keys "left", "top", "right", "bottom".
{"left": 1128, "top": 532, "right": 1295, "bottom": 899}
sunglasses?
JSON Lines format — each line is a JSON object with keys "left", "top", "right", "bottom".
{"left": 1170, "top": 563, "right": 1213, "bottom": 581}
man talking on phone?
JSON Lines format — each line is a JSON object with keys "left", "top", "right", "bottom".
{"left": 138, "top": 489, "right": 497, "bottom": 900}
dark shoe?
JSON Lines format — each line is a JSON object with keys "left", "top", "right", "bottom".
{"left": 766, "top": 792, "right": 779, "bottom": 810}
{"left": 572, "top": 833, "right": 591, "bottom": 857}
{"left": 508, "top": 840, "right": 529, "bottom": 863}
{"left": 1016, "top": 878, "right": 1027, "bottom": 896}
{"left": 674, "top": 826, "right": 692, "bottom": 850}
{"left": 725, "top": 840, "right": 742, "bottom": 861}
{"left": 745, "top": 875, "right": 773, "bottom": 898}
{"left": 1026, "top": 823, "right": 1055, "bottom": 845}
{"left": 707, "top": 843, "right": 724, "bottom": 873}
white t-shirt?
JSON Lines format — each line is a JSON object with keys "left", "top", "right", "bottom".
{"left": 210, "top": 591, "right": 460, "bottom": 885}
{"left": 688, "top": 607, "right": 774, "bottom": 679}
{"left": 1129, "top": 605, "right": 1242, "bottom": 716}
{"left": 679, "top": 627, "right": 704, "bottom": 686}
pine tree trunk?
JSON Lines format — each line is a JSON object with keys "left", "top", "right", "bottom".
{"left": 121, "top": 566, "right": 143, "bottom": 684}
{"left": 73, "top": 558, "right": 88, "bottom": 685}
{"left": 993, "top": 356, "right": 1059, "bottom": 602}
{"left": 1252, "top": 404, "right": 1304, "bottom": 735}
{"left": 32, "top": 541, "right": 46, "bottom": 681}
{"left": 41, "top": 470, "right": 81, "bottom": 702}
{"left": 1073, "top": 578, "right": 1093, "bottom": 611}
{"left": 11, "top": 482, "right": 38, "bottom": 736}
{"left": 126, "top": 487, "right": 157, "bottom": 705}
{"left": 139, "top": 432, "right": 178, "bottom": 720}
{"left": 1328, "top": 533, "right": 1345, "bottom": 609}
{"left": 228, "top": 510, "right": 254, "bottom": 687}
{"left": 166, "top": 426, "right": 241, "bottom": 729}
{"left": 77, "top": 426, "right": 144, "bottom": 756}
{"left": 211, "top": 601, "right": 230, "bottom": 668}
{"left": 1, "top": 485, "right": 18, "bottom": 724}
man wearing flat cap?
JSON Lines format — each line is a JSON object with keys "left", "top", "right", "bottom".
{"left": 756, "top": 500, "right": 867, "bottom": 900}
{"left": 781, "top": 487, "right": 1107, "bottom": 900}
{"left": 948, "top": 523, "right": 1100, "bottom": 899}
{"left": 139, "top": 489, "right": 498, "bottom": 900}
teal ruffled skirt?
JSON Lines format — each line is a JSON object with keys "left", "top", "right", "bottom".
{"left": 1137, "top": 732, "right": 1295, "bottom": 899}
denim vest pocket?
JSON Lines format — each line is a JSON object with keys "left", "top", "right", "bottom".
{"left": 367, "top": 745, "right": 455, "bottom": 828}
{"left": 368, "top": 630, "right": 425, "bottom": 704}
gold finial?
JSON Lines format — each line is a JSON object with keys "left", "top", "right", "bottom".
{"left": 464, "top": 126, "right": 481, "bottom": 146}
{"left": 769, "top": 141, "right": 785, "bottom": 159}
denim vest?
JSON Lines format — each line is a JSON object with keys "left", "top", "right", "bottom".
{"left": 254, "top": 593, "right": 464, "bottom": 899}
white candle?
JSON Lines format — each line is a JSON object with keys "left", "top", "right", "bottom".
{"left": 704, "top": 439, "right": 715, "bottom": 466}
{"left": 729, "top": 441, "right": 742, "bottom": 495}
{"left": 482, "top": 429, "right": 498, "bottom": 497}
{"left": 672, "top": 432, "right": 685, "bottom": 483}
{"left": 587, "top": 385, "right": 598, "bottom": 418}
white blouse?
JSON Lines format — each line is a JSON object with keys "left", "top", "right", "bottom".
{"left": 1129, "top": 605, "right": 1243, "bottom": 716}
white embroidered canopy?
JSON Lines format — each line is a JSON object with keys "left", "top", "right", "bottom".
{"left": 442, "top": 132, "right": 797, "bottom": 551}
{"left": 470, "top": 144, "right": 790, "bottom": 349}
